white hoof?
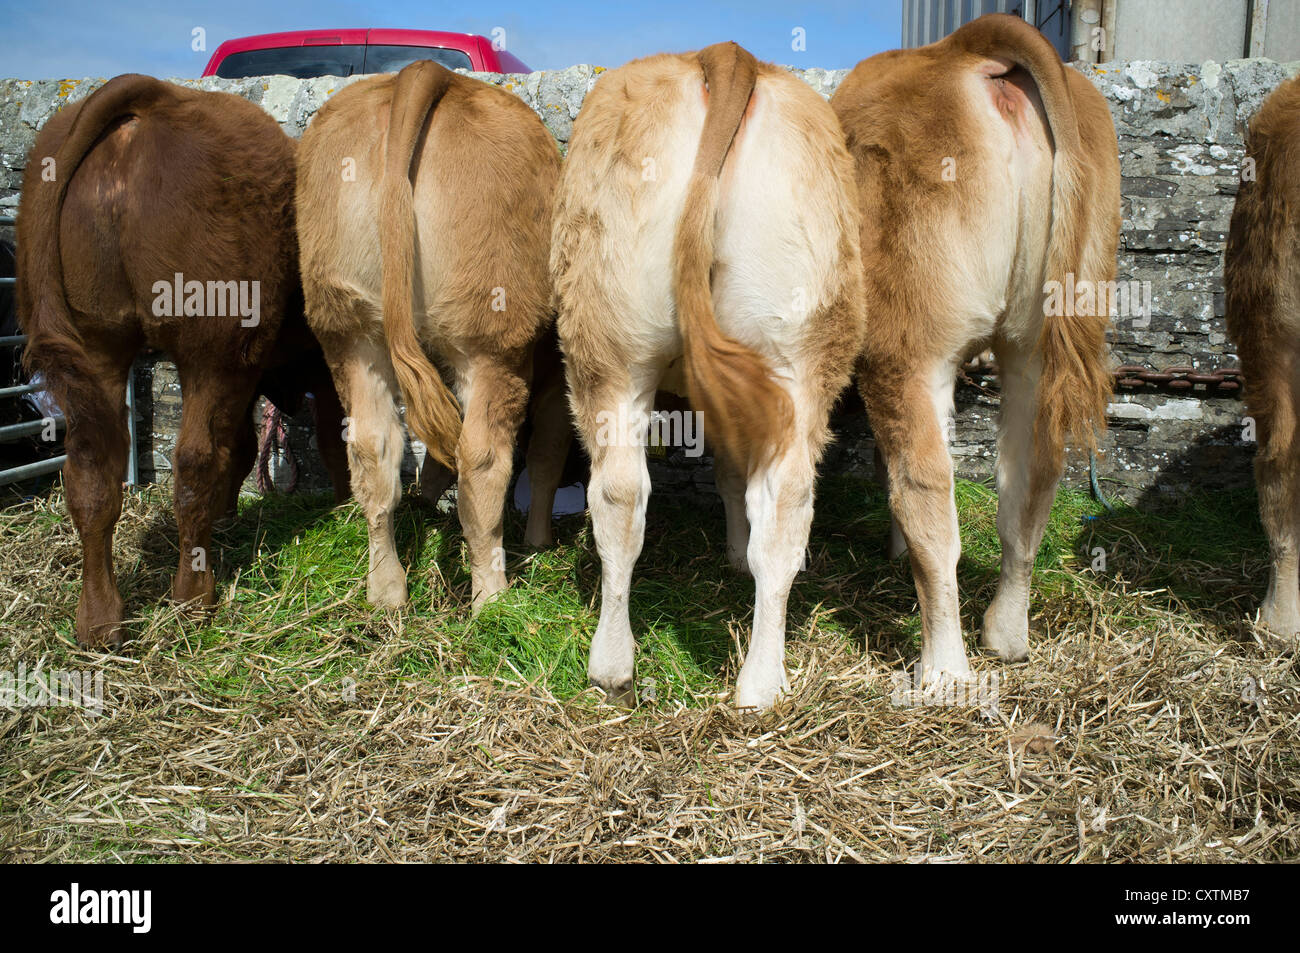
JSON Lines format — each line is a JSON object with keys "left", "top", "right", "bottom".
{"left": 734, "top": 663, "right": 789, "bottom": 711}
{"left": 588, "top": 624, "right": 636, "bottom": 706}
{"left": 1259, "top": 601, "right": 1300, "bottom": 639}
{"left": 981, "top": 600, "right": 1030, "bottom": 662}
{"left": 588, "top": 658, "right": 636, "bottom": 706}
{"left": 919, "top": 645, "right": 972, "bottom": 687}
{"left": 1258, "top": 600, "right": 1300, "bottom": 653}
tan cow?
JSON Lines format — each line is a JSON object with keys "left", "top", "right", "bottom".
{"left": 1225, "top": 74, "right": 1300, "bottom": 647}
{"left": 297, "top": 60, "right": 567, "bottom": 610}
{"left": 832, "top": 14, "right": 1121, "bottom": 682}
{"left": 552, "top": 43, "right": 866, "bottom": 709}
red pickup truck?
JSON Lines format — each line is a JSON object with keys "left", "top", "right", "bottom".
{"left": 202, "top": 29, "right": 531, "bottom": 78}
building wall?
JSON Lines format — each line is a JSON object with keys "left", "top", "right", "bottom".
{"left": 1262, "top": 0, "right": 1300, "bottom": 61}
{"left": 1112, "top": 0, "right": 1250, "bottom": 62}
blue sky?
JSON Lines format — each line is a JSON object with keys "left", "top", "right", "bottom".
{"left": 0, "top": 0, "right": 902, "bottom": 79}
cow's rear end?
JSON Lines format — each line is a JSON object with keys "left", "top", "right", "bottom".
{"left": 1225, "top": 74, "right": 1300, "bottom": 648}
{"left": 833, "top": 13, "right": 1121, "bottom": 684}
{"left": 16, "top": 76, "right": 339, "bottom": 647}
{"left": 296, "top": 61, "right": 565, "bottom": 614}
{"left": 553, "top": 44, "right": 865, "bottom": 709}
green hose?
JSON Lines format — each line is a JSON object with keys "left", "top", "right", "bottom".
{"left": 1089, "top": 450, "right": 1115, "bottom": 515}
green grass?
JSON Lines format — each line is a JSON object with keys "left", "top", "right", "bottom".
{"left": 22, "top": 469, "right": 1256, "bottom": 713}
{"left": 0, "top": 465, "right": 1272, "bottom": 716}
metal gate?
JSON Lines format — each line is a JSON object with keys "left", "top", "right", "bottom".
{"left": 0, "top": 211, "right": 138, "bottom": 488}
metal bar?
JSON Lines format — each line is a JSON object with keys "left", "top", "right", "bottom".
{"left": 1100, "top": 0, "right": 1117, "bottom": 63}
{"left": 0, "top": 205, "right": 63, "bottom": 484}
{"left": 1248, "top": 0, "right": 1270, "bottom": 58}
{"left": 0, "top": 416, "right": 63, "bottom": 441}
{"left": 125, "top": 362, "right": 137, "bottom": 486}
{"left": 0, "top": 454, "right": 66, "bottom": 486}
{"left": 0, "top": 381, "right": 38, "bottom": 399}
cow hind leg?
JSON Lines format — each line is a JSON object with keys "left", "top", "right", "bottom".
{"left": 63, "top": 352, "right": 132, "bottom": 648}
{"left": 732, "top": 405, "right": 821, "bottom": 710}
{"left": 337, "top": 336, "right": 408, "bottom": 607}
{"left": 1255, "top": 350, "right": 1300, "bottom": 642}
{"left": 873, "top": 444, "right": 909, "bottom": 560}
{"left": 1257, "top": 458, "right": 1300, "bottom": 642}
{"left": 222, "top": 399, "right": 258, "bottom": 518}
{"left": 522, "top": 359, "right": 572, "bottom": 550}
{"left": 982, "top": 339, "right": 1062, "bottom": 661}
{"left": 418, "top": 460, "right": 456, "bottom": 506}
{"left": 309, "top": 375, "right": 351, "bottom": 504}
{"left": 580, "top": 380, "right": 654, "bottom": 705}
{"left": 172, "top": 366, "right": 260, "bottom": 610}
{"left": 864, "top": 365, "right": 972, "bottom": 685}
{"left": 714, "top": 451, "right": 750, "bottom": 573}
{"left": 455, "top": 354, "right": 530, "bottom": 611}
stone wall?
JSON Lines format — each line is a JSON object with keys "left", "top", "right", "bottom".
{"left": 2, "top": 57, "right": 1297, "bottom": 503}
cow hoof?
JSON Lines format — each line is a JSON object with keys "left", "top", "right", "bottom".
{"left": 919, "top": 654, "right": 973, "bottom": 689}
{"left": 588, "top": 623, "right": 636, "bottom": 705}
{"left": 1259, "top": 631, "right": 1300, "bottom": 655}
{"left": 470, "top": 581, "right": 508, "bottom": 617}
{"left": 1256, "top": 603, "right": 1300, "bottom": 654}
{"left": 75, "top": 620, "right": 125, "bottom": 652}
{"left": 981, "top": 604, "right": 1030, "bottom": 662}
{"left": 523, "top": 523, "right": 555, "bottom": 550}
{"left": 367, "top": 571, "right": 408, "bottom": 609}
{"left": 726, "top": 546, "right": 750, "bottom": 574}
{"left": 1258, "top": 602, "right": 1300, "bottom": 640}
{"left": 524, "top": 533, "right": 555, "bottom": 551}
{"left": 171, "top": 573, "right": 216, "bottom": 611}
{"left": 734, "top": 667, "right": 789, "bottom": 712}
{"left": 369, "top": 590, "right": 407, "bottom": 610}
{"left": 590, "top": 676, "right": 636, "bottom": 707}
{"left": 76, "top": 590, "right": 125, "bottom": 650}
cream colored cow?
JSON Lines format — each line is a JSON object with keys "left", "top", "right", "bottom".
{"left": 552, "top": 42, "right": 866, "bottom": 709}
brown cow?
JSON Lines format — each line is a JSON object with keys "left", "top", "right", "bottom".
{"left": 1225, "top": 74, "right": 1300, "bottom": 648}
{"left": 17, "top": 74, "right": 348, "bottom": 649}
{"left": 832, "top": 14, "right": 1121, "bottom": 683}
{"left": 552, "top": 43, "right": 866, "bottom": 709}
{"left": 296, "top": 60, "right": 566, "bottom": 611}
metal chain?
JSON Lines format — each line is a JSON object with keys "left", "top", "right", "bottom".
{"left": 959, "top": 357, "right": 1244, "bottom": 396}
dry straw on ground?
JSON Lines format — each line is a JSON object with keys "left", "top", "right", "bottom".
{"left": 0, "top": 482, "right": 1296, "bottom": 862}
